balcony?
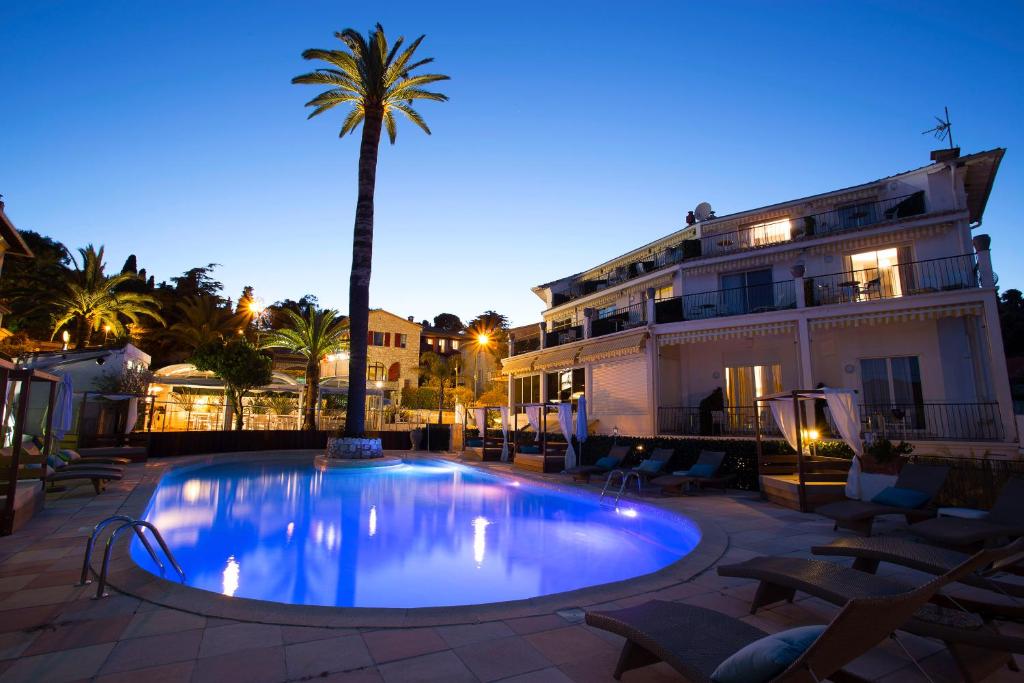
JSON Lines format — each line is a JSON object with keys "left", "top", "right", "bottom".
{"left": 591, "top": 302, "right": 647, "bottom": 338}
{"left": 658, "top": 406, "right": 782, "bottom": 437}
{"left": 545, "top": 324, "right": 583, "bottom": 348}
{"left": 551, "top": 192, "right": 927, "bottom": 308}
{"left": 655, "top": 281, "right": 796, "bottom": 324}
{"left": 808, "top": 253, "right": 978, "bottom": 307}
{"left": 510, "top": 335, "right": 541, "bottom": 356}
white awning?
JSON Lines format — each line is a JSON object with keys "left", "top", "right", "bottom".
{"left": 533, "top": 346, "right": 582, "bottom": 371}
{"left": 578, "top": 331, "right": 648, "bottom": 363}
{"left": 657, "top": 321, "right": 795, "bottom": 346}
{"left": 809, "top": 302, "right": 983, "bottom": 330}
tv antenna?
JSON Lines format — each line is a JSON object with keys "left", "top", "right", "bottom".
{"left": 922, "top": 106, "right": 954, "bottom": 149}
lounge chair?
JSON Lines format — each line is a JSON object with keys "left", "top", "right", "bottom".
{"left": 615, "top": 447, "right": 674, "bottom": 489}
{"left": 649, "top": 450, "right": 733, "bottom": 494}
{"left": 811, "top": 536, "right": 1024, "bottom": 598}
{"left": 45, "top": 465, "right": 123, "bottom": 494}
{"left": 908, "top": 477, "right": 1024, "bottom": 551}
{"left": 717, "top": 539, "right": 1024, "bottom": 682}
{"left": 814, "top": 462, "right": 949, "bottom": 536}
{"left": 59, "top": 448, "right": 131, "bottom": 467}
{"left": 586, "top": 541, "right": 1016, "bottom": 682}
{"left": 564, "top": 444, "right": 629, "bottom": 482}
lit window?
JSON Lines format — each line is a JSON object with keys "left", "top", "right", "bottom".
{"left": 848, "top": 248, "right": 903, "bottom": 299}
{"left": 438, "top": 339, "right": 447, "bottom": 352}
{"left": 654, "top": 285, "right": 674, "bottom": 300}
{"left": 451, "top": 340, "right": 459, "bottom": 350}
{"left": 396, "top": 334, "right": 407, "bottom": 348}
{"left": 748, "top": 218, "right": 791, "bottom": 247}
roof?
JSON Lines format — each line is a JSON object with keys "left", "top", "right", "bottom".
{"left": 368, "top": 308, "right": 423, "bottom": 330}
{"left": 0, "top": 201, "right": 34, "bottom": 258}
{"left": 534, "top": 148, "right": 1006, "bottom": 291}
{"left": 420, "top": 325, "right": 465, "bottom": 339}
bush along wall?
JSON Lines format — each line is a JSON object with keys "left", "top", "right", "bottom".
{"left": 576, "top": 436, "right": 853, "bottom": 492}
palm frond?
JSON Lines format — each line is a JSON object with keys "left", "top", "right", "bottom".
{"left": 392, "top": 103, "right": 431, "bottom": 134}
{"left": 383, "top": 111, "right": 397, "bottom": 144}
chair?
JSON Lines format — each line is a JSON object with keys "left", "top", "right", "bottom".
{"left": 625, "top": 448, "right": 674, "bottom": 482}
{"left": 564, "top": 444, "right": 629, "bottom": 483}
{"left": 586, "top": 540, "right": 1017, "bottom": 682}
{"left": 909, "top": 477, "right": 1024, "bottom": 551}
{"left": 815, "top": 462, "right": 950, "bottom": 536}
{"left": 717, "top": 539, "right": 1024, "bottom": 683}
{"left": 650, "top": 450, "right": 733, "bottom": 495}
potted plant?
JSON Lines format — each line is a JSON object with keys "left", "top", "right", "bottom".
{"left": 326, "top": 427, "right": 383, "bottom": 460}
{"left": 861, "top": 438, "right": 914, "bottom": 475}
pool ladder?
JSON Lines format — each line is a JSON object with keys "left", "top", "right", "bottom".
{"left": 78, "top": 515, "right": 185, "bottom": 599}
{"left": 599, "top": 470, "right": 642, "bottom": 506}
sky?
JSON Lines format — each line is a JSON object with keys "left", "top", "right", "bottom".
{"left": 2, "top": 1, "right": 1023, "bottom": 327}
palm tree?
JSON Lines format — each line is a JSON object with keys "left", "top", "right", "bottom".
{"left": 293, "top": 24, "right": 448, "bottom": 437}
{"left": 51, "top": 245, "right": 164, "bottom": 349}
{"left": 419, "top": 351, "right": 459, "bottom": 424}
{"left": 260, "top": 307, "right": 348, "bottom": 430}
{"left": 164, "top": 296, "right": 246, "bottom": 352}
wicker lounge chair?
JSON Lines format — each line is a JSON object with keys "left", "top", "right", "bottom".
{"left": 586, "top": 541, "right": 1014, "bottom": 682}
{"left": 811, "top": 536, "right": 1024, "bottom": 597}
{"left": 718, "top": 540, "right": 1024, "bottom": 682}
{"left": 46, "top": 465, "right": 123, "bottom": 494}
{"left": 60, "top": 448, "right": 131, "bottom": 467}
{"left": 649, "top": 450, "right": 733, "bottom": 495}
{"left": 909, "top": 477, "right": 1024, "bottom": 551}
{"left": 564, "top": 444, "right": 629, "bottom": 482}
{"left": 814, "top": 462, "right": 949, "bottom": 536}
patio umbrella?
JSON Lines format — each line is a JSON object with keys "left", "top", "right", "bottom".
{"left": 53, "top": 373, "right": 74, "bottom": 441}
{"left": 575, "top": 395, "right": 588, "bottom": 462}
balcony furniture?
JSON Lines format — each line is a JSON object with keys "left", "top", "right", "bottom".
{"left": 814, "top": 463, "right": 950, "bottom": 536}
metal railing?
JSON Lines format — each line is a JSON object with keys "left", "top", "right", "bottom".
{"left": 655, "top": 281, "right": 796, "bottom": 323}
{"left": 658, "top": 406, "right": 782, "bottom": 437}
{"left": 552, "top": 193, "right": 927, "bottom": 307}
{"left": 545, "top": 324, "right": 583, "bottom": 348}
{"left": 809, "top": 254, "right": 978, "bottom": 306}
{"left": 592, "top": 301, "right": 647, "bottom": 337}
{"left": 79, "top": 515, "right": 185, "bottom": 599}
{"left": 861, "top": 402, "right": 1003, "bottom": 441}
{"left": 510, "top": 335, "right": 541, "bottom": 356}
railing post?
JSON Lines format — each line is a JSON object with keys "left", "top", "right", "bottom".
{"left": 537, "top": 323, "right": 547, "bottom": 350}
{"left": 791, "top": 264, "right": 807, "bottom": 308}
{"left": 582, "top": 308, "right": 594, "bottom": 339}
{"left": 645, "top": 288, "right": 657, "bottom": 325}
{"left": 974, "top": 234, "right": 994, "bottom": 288}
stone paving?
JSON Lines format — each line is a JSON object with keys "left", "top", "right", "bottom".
{"left": 0, "top": 455, "right": 1020, "bottom": 682}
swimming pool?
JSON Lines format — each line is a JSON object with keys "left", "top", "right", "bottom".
{"left": 132, "top": 457, "right": 700, "bottom": 608}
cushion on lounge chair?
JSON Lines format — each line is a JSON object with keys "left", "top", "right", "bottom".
{"left": 686, "top": 463, "right": 716, "bottom": 478}
{"left": 466, "top": 439, "right": 483, "bottom": 447}
{"left": 636, "top": 459, "right": 665, "bottom": 474}
{"left": 711, "top": 625, "right": 826, "bottom": 683}
{"left": 518, "top": 445, "right": 540, "bottom": 454}
{"left": 872, "top": 486, "right": 930, "bottom": 509}
{"left": 594, "top": 455, "right": 619, "bottom": 469}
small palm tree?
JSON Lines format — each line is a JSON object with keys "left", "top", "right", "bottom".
{"left": 164, "top": 296, "right": 247, "bottom": 352}
{"left": 419, "top": 351, "right": 459, "bottom": 424}
{"left": 260, "top": 307, "right": 348, "bottom": 430}
{"left": 293, "top": 24, "right": 448, "bottom": 437}
{"left": 51, "top": 245, "right": 164, "bottom": 349}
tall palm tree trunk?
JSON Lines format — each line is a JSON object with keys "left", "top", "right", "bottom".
{"left": 303, "top": 361, "right": 320, "bottom": 431}
{"left": 344, "top": 107, "right": 383, "bottom": 438}
{"left": 75, "top": 315, "right": 90, "bottom": 350}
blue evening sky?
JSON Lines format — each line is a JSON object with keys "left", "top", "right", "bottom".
{"left": 2, "top": 1, "right": 1022, "bottom": 327}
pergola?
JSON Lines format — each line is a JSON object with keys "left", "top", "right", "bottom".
{"left": 1, "top": 359, "right": 61, "bottom": 535}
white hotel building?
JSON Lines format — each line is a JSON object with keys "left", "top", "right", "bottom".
{"left": 503, "top": 148, "right": 1017, "bottom": 456}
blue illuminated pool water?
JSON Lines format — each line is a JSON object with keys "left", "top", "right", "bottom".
{"left": 132, "top": 457, "right": 700, "bottom": 608}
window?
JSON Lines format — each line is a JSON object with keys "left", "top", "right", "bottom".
{"left": 597, "top": 304, "right": 617, "bottom": 319}
{"left": 396, "top": 334, "right": 408, "bottom": 349}
{"left": 370, "top": 331, "right": 385, "bottom": 346}
{"left": 545, "top": 368, "right": 585, "bottom": 404}
{"left": 438, "top": 339, "right": 447, "bottom": 352}
{"left": 451, "top": 340, "right": 459, "bottom": 350}
{"left": 860, "top": 356, "right": 925, "bottom": 429}
{"left": 748, "top": 218, "right": 791, "bottom": 247}
{"left": 847, "top": 247, "right": 909, "bottom": 300}
{"left": 514, "top": 375, "right": 541, "bottom": 405}
{"left": 725, "top": 364, "right": 782, "bottom": 408}
{"left": 837, "top": 201, "right": 879, "bottom": 229}
{"left": 424, "top": 336, "right": 434, "bottom": 348}
{"left": 720, "top": 268, "right": 774, "bottom": 315}
{"left": 654, "top": 285, "right": 674, "bottom": 301}
{"left": 367, "top": 362, "right": 386, "bottom": 381}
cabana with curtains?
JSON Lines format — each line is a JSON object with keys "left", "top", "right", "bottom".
{"left": 510, "top": 403, "right": 570, "bottom": 473}
{"left": 1, "top": 360, "right": 61, "bottom": 535}
{"left": 462, "top": 406, "right": 509, "bottom": 462}
{"left": 754, "top": 388, "right": 862, "bottom": 512}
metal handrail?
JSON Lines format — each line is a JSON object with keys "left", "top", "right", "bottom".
{"left": 79, "top": 514, "right": 185, "bottom": 599}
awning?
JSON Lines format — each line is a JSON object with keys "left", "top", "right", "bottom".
{"left": 533, "top": 345, "right": 581, "bottom": 371}
{"left": 809, "top": 302, "right": 983, "bottom": 330}
{"left": 578, "top": 331, "right": 648, "bottom": 363}
{"left": 806, "top": 221, "right": 953, "bottom": 255}
{"left": 502, "top": 354, "right": 537, "bottom": 375}
{"left": 658, "top": 321, "right": 795, "bottom": 346}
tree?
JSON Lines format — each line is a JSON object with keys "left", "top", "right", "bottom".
{"left": 192, "top": 340, "right": 273, "bottom": 430}
{"left": 166, "top": 264, "right": 224, "bottom": 300}
{"left": 51, "top": 245, "right": 165, "bottom": 349}
{"left": 0, "top": 230, "right": 71, "bottom": 338}
{"left": 267, "top": 294, "right": 319, "bottom": 329}
{"left": 163, "top": 296, "right": 246, "bottom": 352}
{"left": 419, "top": 351, "right": 459, "bottom": 423}
{"left": 259, "top": 307, "right": 348, "bottom": 430}
{"left": 293, "top": 23, "right": 448, "bottom": 437}
{"left": 999, "top": 289, "right": 1024, "bottom": 356}
{"left": 432, "top": 313, "right": 463, "bottom": 331}
{"left": 120, "top": 254, "right": 138, "bottom": 274}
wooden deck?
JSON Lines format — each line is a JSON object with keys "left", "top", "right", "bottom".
{"left": 760, "top": 474, "right": 847, "bottom": 511}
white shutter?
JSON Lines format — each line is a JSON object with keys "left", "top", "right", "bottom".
{"left": 592, "top": 358, "right": 648, "bottom": 416}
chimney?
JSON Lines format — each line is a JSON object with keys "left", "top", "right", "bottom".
{"left": 930, "top": 147, "right": 960, "bottom": 163}
{"left": 407, "top": 316, "right": 414, "bottom": 322}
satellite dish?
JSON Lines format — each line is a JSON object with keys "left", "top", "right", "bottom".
{"left": 694, "top": 202, "right": 714, "bottom": 222}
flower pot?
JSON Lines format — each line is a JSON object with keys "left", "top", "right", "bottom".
{"left": 973, "top": 234, "right": 991, "bottom": 252}
{"left": 325, "top": 436, "right": 384, "bottom": 460}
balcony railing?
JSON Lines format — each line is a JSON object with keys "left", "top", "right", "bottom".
{"left": 655, "top": 280, "right": 796, "bottom": 324}
{"left": 545, "top": 324, "right": 583, "bottom": 348}
{"left": 808, "top": 253, "right": 978, "bottom": 307}
{"left": 591, "top": 301, "right": 647, "bottom": 338}
{"left": 658, "top": 406, "right": 782, "bottom": 437}
{"left": 552, "top": 192, "right": 927, "bottom": 307}
{"left": 658, "top": 401, "right": 1003, "bottom": 442}
{"left": 861, "top": 402, "right": 1003, "bottom": 441}
{"left": 510, "top": 335, "right": 541, "bottom": 356}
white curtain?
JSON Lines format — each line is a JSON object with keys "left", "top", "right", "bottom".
{"left": 822, "top": 388, "right": 863, "bottom": 456}
{"left": 499, "top": 406, "right": 510, "bottom": 462}
{"left": 125, "top": 397, "right": 139, "bottom": 435}
{"left": 769, "top": 399, "right": 800, "bottom": 452}
{"left": 473, "top": 408, "right": 486, "bottom": 436}
{"left": 454, "top": 403, "right": 465, "bottom": 425}
{"left": 557, "top": 403, "right": 576, "bottom": 469}
{"left": 524, "top": 405, "right": 541, "bottom": 440}
{"left": 845, "top": 454, "right": 862, "bottom": 499}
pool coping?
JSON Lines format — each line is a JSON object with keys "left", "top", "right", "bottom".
{"left": 97, "top": 450, "right": 729, "bottom": 628}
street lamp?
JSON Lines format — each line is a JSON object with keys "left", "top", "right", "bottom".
{"left": 61, "top": 330, "right": 70, "bottom": 351}
{"left": 473, "top": 332, "right": 492, "bottom": 401}
{"left": 103, "top": 324, "right": 112, "bottom": 345}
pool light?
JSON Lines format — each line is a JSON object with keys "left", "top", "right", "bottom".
{"left": 472, "top": 516, "right": 490, "bottom": 567}
{"left": 368, "top": 505, "right": 377, "bottom": 537}
{"left": 222, "top": 556, "right": 240, "bottom": 597}
{"left": 616, "top": 507, "right": 639, "bottom": 518}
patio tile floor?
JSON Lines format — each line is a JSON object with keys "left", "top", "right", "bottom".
{"left": 0, "top": 454, "right": 1019, "bottom": 681}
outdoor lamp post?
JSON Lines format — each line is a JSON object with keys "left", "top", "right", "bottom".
{"left": 474, "top": 333, "right": 491, "bottom": 401}
{"left": 61, "top": 330, "right": 70, "bottom": 351}
{"left": 103, "top": 324, "right": 112, "bottom": 345}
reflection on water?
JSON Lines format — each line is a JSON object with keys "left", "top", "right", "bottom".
{"left": 132, "top": 459, "right": 699, "bottom": 608}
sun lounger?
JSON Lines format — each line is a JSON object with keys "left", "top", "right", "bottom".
{"left": 811, "top": 536, "right": 1024, "bottom": 596}
{"left": 59, "top": 448, "right": 131, "bottom": 467}
{"left": 586, "top": 541, "right": 1015, "bottom": 682}
{"left": 649, "top": 450, "right": 733, "bottom": 494}
{"left": 909, "top": 477, "right": 1024, "bottom": 551}
{"left": 814, "top": 462, "right": 949, "bottom": 536}
{"left": 718, "top": 540, "right": 1024, "bottom": 682}
{"left": 45, "top": 465, "right": 123, "bottom": 494}
{"left": 564, "top": 444, "right": 629, "bottom": 482}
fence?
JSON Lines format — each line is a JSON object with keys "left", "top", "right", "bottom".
{"left": 591, "top": 301, "right": 647, "bottom": 337}
{"left": 861, "top": 402, "right": 1003, "bottom": 441}
{"left": 658, "top": 406, "right": 783, "bottom": 437}
{"left": 809, "top": 253, "right": 978, "bottom": 306}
